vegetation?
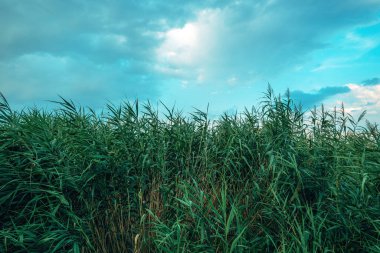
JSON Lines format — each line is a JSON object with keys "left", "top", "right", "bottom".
{"left": 0, "top": 87, "right": 379, "bottom": 252}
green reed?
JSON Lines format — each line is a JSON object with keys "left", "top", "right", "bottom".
{"left": 0, "top": 86, "right": 379, "bottom": 252}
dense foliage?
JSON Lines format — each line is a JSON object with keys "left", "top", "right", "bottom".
{"left": 0, "top": 87, "right": 379, "bottom": 252}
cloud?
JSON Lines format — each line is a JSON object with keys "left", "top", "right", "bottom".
{"left": 0, "top": 1, "right": 228, "bottom": 61}
{"left": 0, "top": 52, "right": 158, "bottom": 108}
{"left": 361, "top": 77, "right": 380, "bottom": 86}
{"left": 345, "top": 32, "right": 377, "bottom": 50}
{"left": 155, "top": 9, "right": 222, "bottom": 82}
{"left": 312, "top": 57, "right": 351, "bottom": 72}
{"left": 325, "top": 83, "right": 380, "bottom": 123}
{"left": 291, "top": 86, "right": 350, "bottom": 108}
{"left": 157, "top": 23, "right": 200, "bottom": 66}
{"left": 0, "top": 0, "right": 380, "bottom": 111}
{"left": 0, "top": 0, "right": 218, "bottom": 107}
{"left": 155, "top": 0, "right": 380, "bottom": 83}
{"left": 292, "top": 83, "right": 380, "bottom": 123}
{"left": 347, "top": 83, "right": 380, "bottom": 102}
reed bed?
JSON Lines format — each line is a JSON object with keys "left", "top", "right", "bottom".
{"left": 0, "top": 87, "right": 379, "bottom": 252}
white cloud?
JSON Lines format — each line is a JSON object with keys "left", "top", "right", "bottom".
{"left": 327, "top": 83, "right": 380, "bottom": 122}
{"left": 312, "top": 57, "right": 351, "bottom": 72}
{"left": 156, "top": 8, "right": 220, "bottom": 69}
{"left": 155, "top": 8, "right": 224, "bottom": 83}
{"left": 227, "top": 76, "right": 238, "bottom": 86}
{"left": 345, "top": 32, "right": 376, "bottom": 50}
{"left": 157, "top": 23, "right": 199, "bottom": 65}
{"left": 347, "top": 83, "right": 380, "bottom": 103}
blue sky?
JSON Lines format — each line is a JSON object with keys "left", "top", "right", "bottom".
{"left": 1, "top": 0, "right": 380, "bottom": 121}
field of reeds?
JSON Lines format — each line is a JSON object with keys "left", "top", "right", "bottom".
{"left": 0, "top": 87, "right": 379, "bottom": 252}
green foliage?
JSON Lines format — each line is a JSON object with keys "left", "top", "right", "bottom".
{"left": 0, "top": 87, "right": 379, "bottom": 252}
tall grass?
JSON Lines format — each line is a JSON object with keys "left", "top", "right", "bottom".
{"left": 0, "top": 86, "right": 379, "bottom": 252}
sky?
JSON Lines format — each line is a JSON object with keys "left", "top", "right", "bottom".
{"left": 1, "top": 0, "right": 380, "bottom": 122}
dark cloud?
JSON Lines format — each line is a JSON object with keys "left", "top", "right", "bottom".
{"left": 362, "top": 77, "right": 380, "bottom": 86}
{"left": 291, "top": 86, "right": 350, "bottom": 108}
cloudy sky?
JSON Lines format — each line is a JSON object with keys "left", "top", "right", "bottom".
{"left": 1, "top": 0, "right": 380, "bottom": 121}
